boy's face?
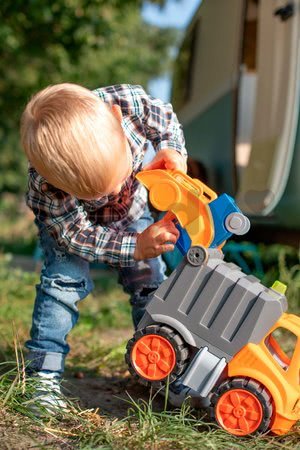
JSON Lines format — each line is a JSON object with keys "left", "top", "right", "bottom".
{"left": 79, "top": 139, "right": 132, "bottom": 201}
{"left": 106, "top": 140, "right": 133, "bottom": 196}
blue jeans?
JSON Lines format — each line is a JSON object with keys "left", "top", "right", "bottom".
{"left": 25, "top": 207, "right": 166, "bottom": 374}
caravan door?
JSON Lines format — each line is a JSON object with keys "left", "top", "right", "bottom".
{"left": 237, "top": 0, "right": 300, "bottom": 226}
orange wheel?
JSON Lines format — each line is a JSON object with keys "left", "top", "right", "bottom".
{"left": 125, "top": 325, "right": 190, "bottom": 386}
{"left": 131, "top": 334, "right": 176, "bottom": 381}
{"left": 216, "top": 389, "right": 263, "bottom": 436}
{"left": 210, "top": 378, "right": 273, "bottom": 436}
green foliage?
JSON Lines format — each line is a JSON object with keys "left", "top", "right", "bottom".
{"left": 0, "top": 0, "right": 177, "bottom": 193}
{"left": 278, "top": 248, "right": 300, "bottom": 311}
{"left": 0, "top": 134, "right": 28, "bottom": 194}
{"left": 260, "top": 244, "right": 300, "bottom": 313}
{"left": 0, "top": 194, "right": 37, "bottom": 255}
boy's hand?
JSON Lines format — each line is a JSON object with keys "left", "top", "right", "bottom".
{"left": 143, "top": 149, "right": 187, "bottom": 173}
{"left": 133, "top": 216, "right": 180, "bottom": 260}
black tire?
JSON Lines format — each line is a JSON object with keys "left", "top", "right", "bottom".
{"left": 125, "top": 324, "right": 190, "bottom": 388}
{"left": 209, "top": 377, "right": 273, "bottom": 435}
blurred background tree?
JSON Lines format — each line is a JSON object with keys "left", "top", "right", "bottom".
{"left": 0, "top": 0, "right": 176, "bottom": 193}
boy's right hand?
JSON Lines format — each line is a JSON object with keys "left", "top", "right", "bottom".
{"left": 133, "top": 216, "right": 180, "bottom": 260}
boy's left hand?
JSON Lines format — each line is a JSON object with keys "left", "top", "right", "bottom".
{"left": 133, "top": 215, "right": 180, "bottom": 261}
{"left": 143, "top": 149, "right": 187, "bottom": 173}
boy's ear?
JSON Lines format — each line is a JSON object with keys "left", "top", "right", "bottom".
{"left": 111, "top": 104, "right": 123, "bottom": 123}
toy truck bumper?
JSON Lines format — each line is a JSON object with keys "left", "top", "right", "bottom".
{"left": 271, "top": 411, "right": 299, "bottom": 435}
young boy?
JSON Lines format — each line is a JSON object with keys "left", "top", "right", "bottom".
{"left": 20, "top": 83, "right": 193, "bottom": 412}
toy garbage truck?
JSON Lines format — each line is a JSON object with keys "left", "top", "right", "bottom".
{"left": 125, "top": 170, "right": 300, "bottom": 436}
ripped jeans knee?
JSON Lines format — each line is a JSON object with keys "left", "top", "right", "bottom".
{"left": 40, "top": 272, "right": 93, "bottom": 311}
{"left": 37, "top": 224, "right": 94, "bottom": 309}
{"left": 25, "top": 270, "right": 93, "bottom": 363}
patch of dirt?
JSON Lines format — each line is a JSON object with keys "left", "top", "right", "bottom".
{"left": 64, "top": 373, "right": 165, "bottom": 420}
{"left": 0, "top": 410, "right": 66, "bottom": 450}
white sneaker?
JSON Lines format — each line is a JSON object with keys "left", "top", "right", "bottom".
{"left": 25, "top": 371, "right": 68, "bottom": 417}
{"left": 158, "top": 379, "right": 210, "bottom": 409}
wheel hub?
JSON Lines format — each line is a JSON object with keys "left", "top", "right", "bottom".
{"left": 233, "top": 406, "right": 245, "bottom": 418}
{"left": 148, "top": 351, "right": 160, "bottom": 363}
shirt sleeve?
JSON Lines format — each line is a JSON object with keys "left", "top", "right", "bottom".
{"left": 26, "top": 169, "right": 137, "bottom": 267}
{"left": 94, "top": 84, "right": 188, "bottom": 160}
{"left": 136, "top": 86, "right": 188, "bottom": 159}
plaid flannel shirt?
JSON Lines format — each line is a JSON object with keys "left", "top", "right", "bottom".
{"left": 26, "top": 84, "right": 187, "bottom": 267}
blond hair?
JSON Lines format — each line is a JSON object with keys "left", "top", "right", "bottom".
{"left": 20, "top": 83, "right": 128, "bottom": 198}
